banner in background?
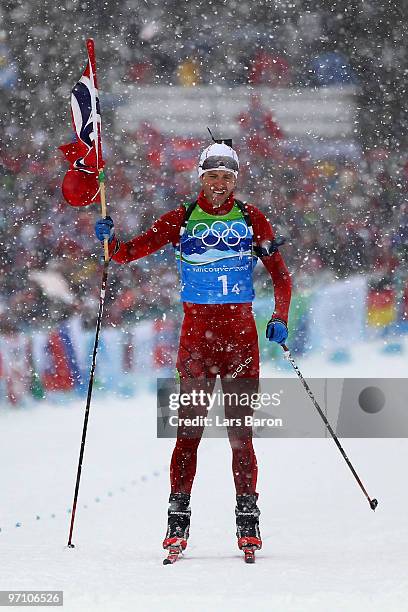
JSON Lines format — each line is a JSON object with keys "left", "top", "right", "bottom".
{"left": 0, "top": 335, "right": 31, "bottom": 404}
{"left": 32, "top": 326, "right": 82, "bottom": 392}
{"left": 366, "top": 284, "right": 397, "bottom": 327}
{"left": 310, "top": 275, "right": 367, "bottom": 353}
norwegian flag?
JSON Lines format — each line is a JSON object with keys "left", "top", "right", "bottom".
{"left": 60, "top": 39, "right": 104, "bottom": 207}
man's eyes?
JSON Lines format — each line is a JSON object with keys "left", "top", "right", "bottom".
{"left": 208, "top": 174, "right": 233, "bottom": 180}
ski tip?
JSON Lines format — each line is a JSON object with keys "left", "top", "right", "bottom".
{"left": 163, "top": 554, "right": 179, "bottom": 565}
{"left": 163, "top": 547, "right": 182, "bottom": 565}
{"left": 243, "top": 549, "right": 256, "bottom": 563}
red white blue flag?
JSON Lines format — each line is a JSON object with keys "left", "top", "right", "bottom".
{"left": 60, "top": 39, "right": 104, "bottom": 207}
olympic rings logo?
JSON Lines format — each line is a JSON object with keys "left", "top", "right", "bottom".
{"left": 191, "top": 221, "right": 249, "bottom": 247}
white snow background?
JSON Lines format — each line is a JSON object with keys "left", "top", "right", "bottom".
{"left": 1, "top": 338, "right": 407, "bottom": 612}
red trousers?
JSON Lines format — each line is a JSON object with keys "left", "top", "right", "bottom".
{"left": 170, "top": 306, "right": 259, "bottom": 495}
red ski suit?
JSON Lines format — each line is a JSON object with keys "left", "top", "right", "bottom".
{"left": 110, "top": 192, "right": 291, "bottom": 495}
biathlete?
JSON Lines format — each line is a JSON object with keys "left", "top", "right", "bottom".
{"left": 95, "top": 139, "right": 292, "bottom": 562}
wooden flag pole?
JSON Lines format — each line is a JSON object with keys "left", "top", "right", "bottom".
{"left": 86, "top": 38, "right": 109, "bottom": 263}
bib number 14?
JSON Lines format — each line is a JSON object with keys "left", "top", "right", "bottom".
{"left": 218, "top": 275, "right": 240, "bottom": 296}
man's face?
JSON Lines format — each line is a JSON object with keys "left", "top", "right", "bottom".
{"left": 200, "top": 170, "right": 237, "bottom": 207}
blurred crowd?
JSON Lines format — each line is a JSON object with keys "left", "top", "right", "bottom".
{"left": 1, "top": 1, "right": 407, "bottom": 142}
{"left": 1, "top": 110, "right": 407, "bottom": 333}
{"left": 0, "top": 0, "right": 407, "bottom": 332}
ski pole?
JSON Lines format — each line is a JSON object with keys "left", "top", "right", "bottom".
{"left": 281, "top": 344, "right": 378, "bottom": 511}
{"left": 66, "top": 38, "right": 110, "bottom": 548}
{"left": 67, "top": 260, "right": 109, "bottom": 547}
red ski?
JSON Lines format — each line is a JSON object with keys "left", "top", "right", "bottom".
{"left": 162, "top": 537, "right": 187, "bottom": 565}
{"left": 243, "top": 546, "right": 256, "bottom": 563}
{"left": 163, "top": 545, "right": 183, "bottom": 565}
{"left": 238, "top": 536, "right": 261, "bottom": 564}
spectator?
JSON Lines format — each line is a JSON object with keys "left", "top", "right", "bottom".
{"left": 309, "top": 51, "right": 358, "bottom": 87}
{"left": 177, "top": 57, "right": 201, "bottom": 87}
{"left": 237, "top": 94, "right": 284, "bottom": 158}
{"left": 248, "top": 50, "right": 291, "bottom": 87}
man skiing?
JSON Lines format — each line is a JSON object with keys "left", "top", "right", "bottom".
{"left": 95, "top": 139, "right": 292, "bottom": 563}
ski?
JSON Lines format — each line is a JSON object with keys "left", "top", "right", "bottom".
{"left": 163, "top": 545, "right": 183, "bottom": 565}
{"left": 237, "top": 534, "right": 261, "bottom": 563}
{"left": 162, "top": 535, "right": 188, "bottom": 565}
{"left": 243, "top": 546, "right": 256, "bottom": 564}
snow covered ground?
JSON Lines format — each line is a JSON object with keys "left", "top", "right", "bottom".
{"left": 1, "top": 340, "right": 407, "bottom": 612}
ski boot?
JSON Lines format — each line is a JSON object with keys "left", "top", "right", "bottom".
{"left": 162, "top": 492, "right": 191, "bottom": 564}
{"left": 235, "top": 493, "right": 262, "bottom": 563}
